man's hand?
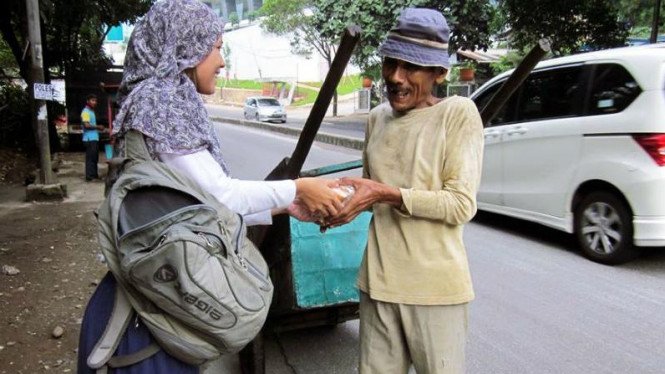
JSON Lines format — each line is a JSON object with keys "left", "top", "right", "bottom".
{"left": 286, "top": 199, "right": 320, "bottom": 222}
{"left": 324, "top": 177, "right": 402, "bottom": 228}
{"left": 96, "top": 125, "right": 106, "bottom": 132}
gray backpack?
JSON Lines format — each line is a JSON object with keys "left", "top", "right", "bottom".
{"left": 87, "top": 131, "right": 273, "bottom": 372}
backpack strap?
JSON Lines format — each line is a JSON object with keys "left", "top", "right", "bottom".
{"left": 124, "top": 130, "right": 152, "bottom": 163}
{"left": 87, "top": 287, "right": 160, "bottom": 371}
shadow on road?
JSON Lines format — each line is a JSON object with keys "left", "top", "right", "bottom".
{"left": 472, "top": 211, "right": 577, "bottom": 253}
{"left": 472, "top": 211, "right": 665, "bottom": 269}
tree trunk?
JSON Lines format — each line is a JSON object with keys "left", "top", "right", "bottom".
{"left": 333, "top": 91, "right": 338, "bottom": 117}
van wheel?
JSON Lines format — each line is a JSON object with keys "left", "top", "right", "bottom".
{"left": 574, "top": 192, "right": 638, "bottom": 264}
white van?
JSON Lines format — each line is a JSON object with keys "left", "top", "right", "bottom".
{"left": 471, "top": 44, "right": 665, "bottom": 264}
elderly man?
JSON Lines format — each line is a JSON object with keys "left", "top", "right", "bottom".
{"left": 330, "top": 8, "right": 484, "bottom": 373}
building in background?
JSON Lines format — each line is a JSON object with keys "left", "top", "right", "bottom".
{"left": 102, "top": 19, "right": 358, "bottom": 83}
{"left": 201, "top": 0, "right": 264, "bottom": 20}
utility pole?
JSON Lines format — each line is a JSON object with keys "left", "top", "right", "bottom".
{"left": 651, "top": 0, "right": 662, "bottom": 44}
{"left": 26, "top": 0, "right": 54, "bottom": 184}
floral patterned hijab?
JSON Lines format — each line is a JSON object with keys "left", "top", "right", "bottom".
{"left": 113, "top": 0, "right": 229, "bottom": 173}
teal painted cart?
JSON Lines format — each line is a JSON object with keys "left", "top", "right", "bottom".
{"left": 239, "top": 26, "right": 366, "bottom": 374}
{"left": 240, "top": 161, "right": 368, "bottom": 374}
{"left": 258, "top": 160, "right": 368, "bottom": 330}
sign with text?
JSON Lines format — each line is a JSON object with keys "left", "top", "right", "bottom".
{"left": 33, "top": 83, "right": 65, "bottom": 102}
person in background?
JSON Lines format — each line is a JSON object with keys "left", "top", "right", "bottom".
{"left": 81, "top": 94, "right": 104, "bottom": 181}
{"left": 328, "top": 8, "right": 484, "bottom": 373}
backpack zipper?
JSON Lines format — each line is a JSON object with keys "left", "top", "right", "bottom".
{"left": 233, "top": 216, "right": 269, "bottom": 287}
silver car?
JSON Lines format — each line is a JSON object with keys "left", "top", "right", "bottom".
{"left": 243, "top": 96, "right": 287, "bottom": 123}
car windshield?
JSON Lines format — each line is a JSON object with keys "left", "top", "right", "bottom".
{"left": 257, "top": 98, "right": 280, "bottom": 106}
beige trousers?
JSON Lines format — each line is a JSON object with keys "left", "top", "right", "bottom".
{"left": 359, "top": 292, "right": 468, "bottom": 374}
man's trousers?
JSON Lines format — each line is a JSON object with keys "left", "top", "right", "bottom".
{"left": 359, "top": 292, "right": 468, "bottom": 374}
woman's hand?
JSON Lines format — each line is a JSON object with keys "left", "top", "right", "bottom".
{"left": 294, "top": 177, "right": 344, "bottom": 218}
{"left": 324, "top": 177, "right": 401, "bottom": 228}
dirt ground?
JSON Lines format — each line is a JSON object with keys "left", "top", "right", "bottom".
{"left": 0, "top": 150, "right": 108, "bottom": 373}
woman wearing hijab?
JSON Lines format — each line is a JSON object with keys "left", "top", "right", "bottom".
{"left": 78, "top": 0, "right": 341, "bottom": 372}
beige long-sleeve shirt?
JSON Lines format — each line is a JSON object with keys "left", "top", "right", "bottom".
{"left": 357, "top": 96, "right": 484, "bottom": 305}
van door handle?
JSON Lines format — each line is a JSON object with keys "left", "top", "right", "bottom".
{"left": 506, "top": 127, "right": 527, "bottom": 136}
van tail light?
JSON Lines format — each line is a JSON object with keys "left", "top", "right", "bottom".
{"left": 633, "top": 133, "right": 665, "bottom": 166}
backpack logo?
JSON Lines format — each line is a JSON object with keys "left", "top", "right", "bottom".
{"left": 154, "top": 264, "right": 178, "bottom": 283}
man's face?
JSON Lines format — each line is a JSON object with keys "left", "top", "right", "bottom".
{"left": 382, "top": 57, "right": 444, "bottom": 113}
{"left": 87, "top": 98, "right": 98, "bottom": 108}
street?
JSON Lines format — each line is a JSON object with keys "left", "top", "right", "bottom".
{"left": 210, "top": 122, "right": 665, "bottom": 373}
{"left": 205, "top": 103, "right": 367, "bottom": 141}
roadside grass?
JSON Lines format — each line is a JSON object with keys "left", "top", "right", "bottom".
{"left": 216, "top": 74, "right": 363, "bottom": 106}
{"left": 290, "top": 85, "right": 318, "bottom": 106}
{"left": 301, "top": 74, "right": 362, "bottom": 95}
{"left": 216, "top": 79, "right": 263, "bottom": 90}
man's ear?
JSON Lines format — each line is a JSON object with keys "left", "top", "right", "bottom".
{"left": 435, "top": 68, "right": 448, "bottom": 84}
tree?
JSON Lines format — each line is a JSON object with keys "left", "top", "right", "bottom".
{"left": 1, "top": 0, "right": 151, "bottom": 148}
{"left": 1, "top": 0, "right": 152, "bottom": 84}
{"left": 260, "top": 0, "right": 340, "bottom": 114}
{"left": 616, "top": 0, "right": 664, "bottom": 37}
{"left": 222, "top": 43, "right": 232, "bottom": 81}
{"left": 312, "top": 0, "right": 494, "bottom": 73}
{"left": 228, "top": 12, "right": 240, "bottom": 28}
{"left": 261, "top": 0, "right": 493, "bottom": 113}
{"left": 500, "top": 0, "right": 629, "bottom": 54}
{"left": 0, "top": 37, "right": 20, "bottom": 79}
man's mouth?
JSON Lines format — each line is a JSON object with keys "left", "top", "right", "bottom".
{"left": 387, "top": 85, "right": 410, "bottom": 100}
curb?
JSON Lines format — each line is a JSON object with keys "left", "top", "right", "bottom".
{"left": 210, "top": 117, "right": 365, "bottom": 151}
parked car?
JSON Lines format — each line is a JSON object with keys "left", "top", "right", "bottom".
{"left": 243, "top": 96, "right": 287, "bottom": 123}
{"left": 470, "top": 44, "right": 665, "bottom": 264}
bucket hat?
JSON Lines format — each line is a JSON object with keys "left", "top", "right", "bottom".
{"left": 379, "top": 8, "right": 450, "bottom": 69}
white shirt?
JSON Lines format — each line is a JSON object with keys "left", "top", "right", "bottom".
{"left": 158, "top": 150, "right": 296, "bottom": 226}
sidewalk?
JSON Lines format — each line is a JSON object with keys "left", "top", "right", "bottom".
{"left": 0, "top": 152, "right": 108, "bottom": 373}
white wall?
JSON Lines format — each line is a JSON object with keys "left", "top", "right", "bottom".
{"left": 222, "top": 22, "right": 359, "bottom": 82}
{"left": 102, "top": 20, "right": 360, "bottom": 82}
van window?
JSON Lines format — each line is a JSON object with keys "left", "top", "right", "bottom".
{"left": 516, "top": 66, "right": 584, "bottom": 122}
{"left": 588, "top": 64, "right": 641, "bottom": 115}
{"left": 472, "top": 81, "right": 516, "bottom": 127}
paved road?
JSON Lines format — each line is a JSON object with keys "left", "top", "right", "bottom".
{"left": 208, "top": 122, "right": 665, "bottom": 373}
{"left": 205, "top": 103, "right": 367, "bottom": 140}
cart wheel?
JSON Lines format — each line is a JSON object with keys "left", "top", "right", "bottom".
{"left": 240, "top": 331, "right": 265, "bottom": 374}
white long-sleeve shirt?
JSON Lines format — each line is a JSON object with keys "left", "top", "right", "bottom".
{"left": 158, "top": 150, "right": 296, "bottom": 226}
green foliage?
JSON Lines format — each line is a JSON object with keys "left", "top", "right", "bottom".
{"left": 361, "top": 63, "right": 382, "bottom": 81}
{"left": 616, "top": 0, "right": 661, "bottom": 32}
{"left": 217, "top": 79, "right": 263, "bottom": 90}
{"left": 0, "top": 82, "right": 31, "bottom": 147}
{"left": 458, "top": 59, "right": 476, "bottom": 69}
{"left": 1, "top": 0, "right": 151, "bottom": 147}
{"left": 228, "top": 12, "right": 240, "bottom": 27}
{"left": 336, "top": 74, "right": 363, "bottom": 95}
{"left": 247, "top": 11, "right": 259, "bottom": 22}
{"left": 222, "top": 44, "right": 232, "bottom": 71}
{"left": 500, "top": 0, "right": 629, "bottom": 54}
{"left": 260, "top": 0, "right": 492, "bottom": 72}
{"left": 487, "top": 50, "right": 526, "bottom": 75}
{"left": 291, "top": 85, "right": 319, "bottom": 106}
{"left": 1, "top": 0, "right": 152, "bottom": 80}
{"left": 0, "top": 38, "right": 19, "bottom": 77}
{"left": 311, "top": 0, "right": 493, "bottom": 71}
{"left": 260, "top": 0, "right": 334, "bottom": 60}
